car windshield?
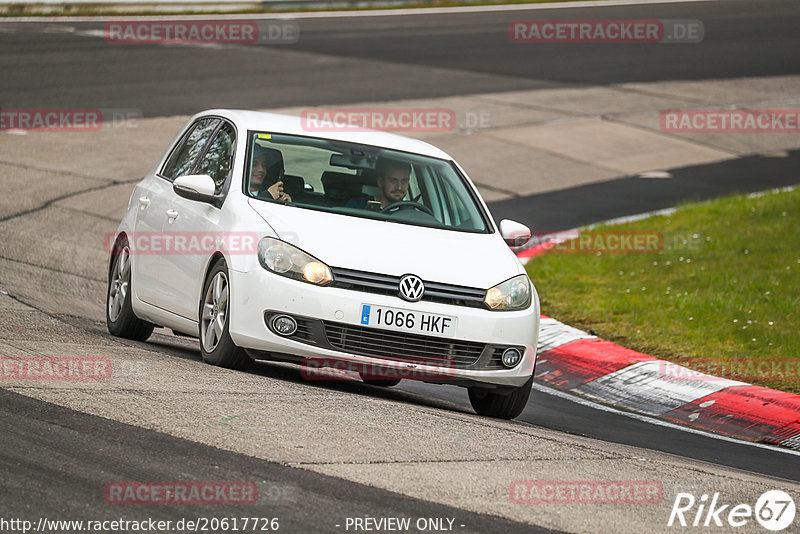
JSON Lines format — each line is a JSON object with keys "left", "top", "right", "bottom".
{"left": 244, "top": 132, "right": 490, "bottom": 233}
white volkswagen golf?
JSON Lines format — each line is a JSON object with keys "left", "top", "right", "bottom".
{"left": 107, "top": 110, "right": 539, "bottom": 419}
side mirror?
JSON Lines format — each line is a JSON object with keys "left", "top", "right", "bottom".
{"left": 173, "top": 174, "right": 217, "bottom": 204}
{"left": 500, "top": 219, "right": 532, "bottom": 247}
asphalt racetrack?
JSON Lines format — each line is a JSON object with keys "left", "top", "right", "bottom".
{"left": 1, "top": 1, "right": 799, "bottom": 532}
{"left": 1, "top": 0, "right": 799, "bottom": 115}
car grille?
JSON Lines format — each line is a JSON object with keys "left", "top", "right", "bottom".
{"left": 330, "top": 267, "right": 487, "bottom": 309}
{"left": 293, "top": 317, "right": 316, "bottom": 342}
{"left": 322, "top": 321, "right": 485, "bottom": 368}
{"left": 486, "top": 347, "right": 508, "bottom": 370}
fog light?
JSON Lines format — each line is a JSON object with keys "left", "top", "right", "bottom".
{"left": 501, "top": 348, "right": 522, "bottom": 368}
{"left": 271, "top": 315, "right": 297, "bottom": 336}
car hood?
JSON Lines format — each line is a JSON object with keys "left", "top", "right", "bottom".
{"left": 247, "top": 199, "right": 523, "bottom": 289}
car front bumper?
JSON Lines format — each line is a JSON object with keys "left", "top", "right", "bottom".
{"left": 227, "top": 267, "right": 539, "bottom": 388}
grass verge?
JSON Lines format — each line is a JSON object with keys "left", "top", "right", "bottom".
{"left": 526, "top": 187, "right": 800, "bottom": 394}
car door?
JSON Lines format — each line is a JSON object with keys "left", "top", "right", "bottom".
{"left": 131, "top": 172, "right": 176, "bottom": 307}
{"left": 137, "top": 117, "right": 221, "bottom": 310}
{"left": 159, "top": 120, "right": 236, "bottom": 321}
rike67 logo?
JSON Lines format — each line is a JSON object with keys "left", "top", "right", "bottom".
{"left": 669, "top": 490, "right": 796, "bottom": 531}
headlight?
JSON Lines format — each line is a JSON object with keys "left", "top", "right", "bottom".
{"left": 485, "top": 274, "right": 531, "bottom": 311}
{"left": 257, "top": 237, "right": 333, "bottom": 285}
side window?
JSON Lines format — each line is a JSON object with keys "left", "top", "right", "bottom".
{"left": 161, "top": 118, "right": 220, "bottom": 181}
{"left": 196, "top": 122, "right": 235, "bottom": 195}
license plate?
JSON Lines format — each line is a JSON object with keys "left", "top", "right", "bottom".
{"left": 360, "top": 304, "right": 457, "bottom": 337}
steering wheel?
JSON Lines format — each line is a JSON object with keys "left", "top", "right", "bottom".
{"left": 380, "top": 201, "right": 434, "bottom": 216}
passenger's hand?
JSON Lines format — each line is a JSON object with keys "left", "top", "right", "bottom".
{"left": 268, "top": 181, "right": 291, "bottom": 201}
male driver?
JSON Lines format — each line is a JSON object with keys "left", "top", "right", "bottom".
{"left": 346, "top": 157, "right": 411, "bottom": 209}
{"left": 375, "top": 158, "right": 411, "bottom": 208}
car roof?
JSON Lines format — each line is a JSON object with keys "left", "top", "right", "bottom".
{"left": 195, "top": 109, "right": 454, "bottom": 160}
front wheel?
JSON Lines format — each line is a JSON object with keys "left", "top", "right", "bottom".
{"left": 106, "top": 239, "right": 154, "bottom": 341}
{"left": 468, "top": 376, "right": 533, "bottom": 420}
{"left": 199, "top": 258, "right": 251, "bottom": 370}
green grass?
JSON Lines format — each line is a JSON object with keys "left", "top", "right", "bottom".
{"left": 526, "top": 187, "right": 800, "bottom": 394}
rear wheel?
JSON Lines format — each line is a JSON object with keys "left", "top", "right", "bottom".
{"left": 468, "top": 376, "right": 533, "bottom": 420}
{"left": 106, "top": 239, "right": 154, "bottom": 341}
{"left": 199, "top": 258, "right": 251, "bottom": 371}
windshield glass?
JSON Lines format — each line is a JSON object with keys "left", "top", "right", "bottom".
{"left": 245, "top": 132, "right": 490, "bottom": 233}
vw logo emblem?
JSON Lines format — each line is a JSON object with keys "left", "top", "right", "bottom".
{"left": 398, "top": 274, "right": 425, "bottom": 302}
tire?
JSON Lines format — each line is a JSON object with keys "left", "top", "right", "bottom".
{"left": 468, "top": 376, "right": 533, "bottom": 420}
{"left": 106, "top": 238, "right": 155, "bottom": 341}
{"left": 199, "top": 258, "right": 251, "bottom": 371}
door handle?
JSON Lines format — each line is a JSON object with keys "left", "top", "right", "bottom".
{"left": 138, "top": 196, "right": 150, "bottom": 207}
{"left": 166, "top": 209, "right": 179, "bottom": 220}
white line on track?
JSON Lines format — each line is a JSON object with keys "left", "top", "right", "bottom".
{"left": 531, "top": 381, "right": 800, "bottom": 457}
{"left": 584, "top": 207, "right": 676, "bottom": 229}
{"left": 2, "top": 0, "right": 720, "bottom": 23}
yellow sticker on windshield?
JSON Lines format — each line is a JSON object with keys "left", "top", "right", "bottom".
{"left": 258, "top": 134, "right": 272, "bottom": 139}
